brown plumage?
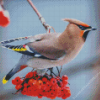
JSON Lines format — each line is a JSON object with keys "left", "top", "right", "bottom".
{"left": 2, "top": 18, "right": 96, "bottom": 84}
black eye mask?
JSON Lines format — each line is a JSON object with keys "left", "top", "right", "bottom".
{"left": 77, "top": 25, "right": 91, "bottom": 30}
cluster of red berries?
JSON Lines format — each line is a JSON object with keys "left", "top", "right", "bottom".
{"left": 12, "top": 71, "right": 71, "bottom": 99}
{"left": 0, "top": 5, "right": 10, "bottom": 27}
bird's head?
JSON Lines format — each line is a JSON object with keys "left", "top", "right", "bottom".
{"left": 62, "top": 18, "right": 97, "bottom": 41}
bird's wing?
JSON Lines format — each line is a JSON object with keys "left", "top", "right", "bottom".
{"left": 2, "top": 33, "right": 66, "bottom": 60}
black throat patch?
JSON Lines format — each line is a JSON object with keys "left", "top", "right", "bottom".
{"left": 83, "top": 30, "right": 90, "bottom": 40}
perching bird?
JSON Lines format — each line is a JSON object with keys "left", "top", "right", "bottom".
{"left": 2, "top": 18, "right": 96, "bottom": 84}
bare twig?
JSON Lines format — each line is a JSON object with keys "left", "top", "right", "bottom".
{"left": 0, "top": 0, "right": 3, "bottom": 5}
{"left": 0, "top": 0, "right": 5, "bottom": 9}
{"left": 31, "top": 68, "right": 35, "bottom": 72}
{"left": 27, "top": 0, "right": 56, "bottom": 33}
{"left": 27, "top": 0, "right": 42, "bottom": 18}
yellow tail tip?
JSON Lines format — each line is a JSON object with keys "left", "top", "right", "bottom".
{"left": 2, "top": 76, "right": 8, "bottom": 84}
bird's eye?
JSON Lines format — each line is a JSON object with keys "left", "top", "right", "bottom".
{"left": 78, "top": 25, "right": 85, "bottom": 30}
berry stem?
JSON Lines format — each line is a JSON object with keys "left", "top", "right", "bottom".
{"left": 31, "top": 68, "right": 35, "bottom": 72}
{"left": 68, "top": 83, "right": 70, "bottom": 85}
{"left": 12, "top": 90, "right": 21, "bottom": 95}
{"left": 20, "top": 77, "right": 25, "bottom": 79}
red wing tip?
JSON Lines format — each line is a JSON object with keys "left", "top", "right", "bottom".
{"left": 23, "top": 45, "right": 26, "bottom": 48}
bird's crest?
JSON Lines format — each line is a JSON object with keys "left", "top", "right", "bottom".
{"left": 62, "top": 18, "right": 89, "bottom": 27}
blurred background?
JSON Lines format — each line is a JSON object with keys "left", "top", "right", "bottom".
{"left": 0, "top": 0, "right": 100, "bottom": 100}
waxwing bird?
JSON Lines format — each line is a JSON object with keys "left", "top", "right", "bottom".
{"left": 2, "top": 18, "right": 96, "bottom": 84}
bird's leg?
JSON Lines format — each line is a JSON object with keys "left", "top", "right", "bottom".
{"left": 49, "top": 67, "right": 58, "bottom": 77}
{"left": 58, "top": 66, "right": 63, "bottom": 76}
{"left": 51, "top": 71, "right": 58, "bottom": 77}
{"left": 49, "top": 68, "right": 53, "bottom": 76}
{"left": 56, "top": 66, "right": 60, "bottom": 76}
{"left": 46, "top": 68, "right": 49, "bottom": 72}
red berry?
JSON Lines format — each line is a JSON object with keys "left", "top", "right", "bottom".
{"left": 51, "top": 84, "right": 58, "bottom": 90}
{"left": 27, "top": 87, "right": 33, "bottom": 96}
{"left": 42, "top": 77, "right": 48, "bottom": 83}
{"left": 33, "top": 80, "right": 37, "bottom": 85}
{"left": 38, "top": 89, "right": 43, "bottom": 98}
{"left": 50, "top": 96, "right": 56, "bottom": 99}
{"left": 28, "top": 79, "right": 36, "bottom": 86}
{"left": 50, "top": 78, "right": 57, "bottom": 85}
{"left": 12, "top": 79, "right": 16, "bottom": 85}
{"left": 57, "top": 87, "right": 62, "bottom": 97}
{"left": 49, "top": 90, "right": 57, "bottom": 99}
{"left": 15, "top": 84, "right": 22, "bottom": 90}
{"left": 62, "top": 75, "right": 68, "bottom": 81}
{"left": 24, "top": 83, "right": 28, "bottom": 87}
{"left": 45, "top": 81, "right": 51, "bottom": 91}
{"left": 37, "top": 80, "right": 43, "bottom": 89}
{"left": 62, "top": 80, "right": 68, "bottom": 86}
{"left": 32, "top": 89, "right": 38, "bottom": 96}
{"left": 12, "top": 69, "right": 71, "bottom": 99}
{"left": 43, "top": 91, "right": 49, "bottom": 97}
{"left": 41, "top": 84, "right": 47, "bottom": 90}
{"left": 33, "top": 71, "right": 37, "bottom": 77}
{"left": 64, "top": 86, "right": 70, "bottom": 90}
{"left": 67, "top": 92, "right": 71, "bottom": 97}
{"left": 63, "top": 88, "right": 70, "bottom": 93}
{"left": 26, "top": 72, "right": 34, "bottom": 78}
{"left": 20, "top": 79, "right": 23, "bottom": 84}
{"left": 62, "top": 94, "right": 68, "bottom": 99}
{"left": 37, "top": 80, "right": 43, "bottom": 86}
{"left": 21, "top": 88, "right": 27, "bottom": 95}
{"left": 49, "top": 90, "right": 55, "bottom": 96}
{"left": 38, "top": 94, "right": 43, "bottom": 98}
{"left": 14, "top": 77, "right": 22, "bottom": 85}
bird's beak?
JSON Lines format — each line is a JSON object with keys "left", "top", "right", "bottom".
{"left": 91, "top": 27, "right": 97, "bottom": 31}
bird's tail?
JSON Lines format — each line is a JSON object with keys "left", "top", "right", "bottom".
{"left": 2, "top": 54, "right": 32, "bottom": 84}
{"left": 2, "top": 65, "right": 27, "bottom": 84}
{"left": 2, "top": 68, "right": 14, "bottom": 84}
{"left": 0, "top": 36, "right": 31, "bottom": 44}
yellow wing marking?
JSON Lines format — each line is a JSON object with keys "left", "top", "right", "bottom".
{"left": 12, "top": 48, "right": 27, "bottom": 51}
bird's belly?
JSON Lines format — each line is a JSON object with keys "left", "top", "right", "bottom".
{"left": 27, "top": 50, "right": 79, "bottom": 69}
{"left": 27, "top": 58, "right": 59, "bottom": 69}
